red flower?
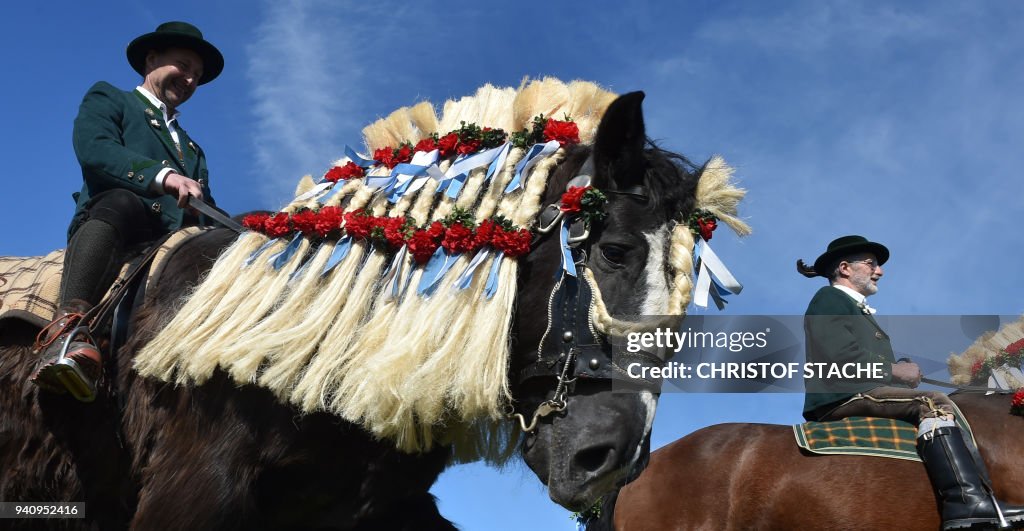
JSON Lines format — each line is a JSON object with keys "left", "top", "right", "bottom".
{"left": 698, "top": 218, "right": 717, "bottom": 241}
{"left": 415, "top": 137, "right": 438, "bottom": 153}
{"left": 560, "top": 186, "right": 590, "bottom": 214}
{"left": 382, "top": 217, "right": 410, "bottom": 248}
{"left": 474, "top": 219, "right": 497, "bottom": 250}
{"left": 543, "top": 119, "right": 580, "bottom": 146}
{"left": 394, "top": 145, "right": 413, "bottom": 165}
{"left": 315, "top": 206, "right": 344, "bottom": 237}
{"left": 324, "top": 161, "right": 365, "bottom": 182}
{"left": 442, "top": 222, "right": 475, "bottom": 254}
{"left": 242, "top": 213, "right": 270, "bottom": 233}
{"left": 291, "top": 210, "right": 319, "bottom": 237}
{"left": 264, "top": 213, "right": 292, "bottom": 238}
{"left": 408, "top": 229, "right": 440, "bottom": 264}
{"left": 374, "top": 147, "right": 397, "bottom": 169}
{"left": 427, "top": 221, "right": 445, "bottom": 239}
{"left": 1005, "top": 339, "right": 1024, "bottom": 356}
{"left": 344, "top": 210, "right": 373, "bottom": 240}
{"left": 437, "top": 133, "right": 459, "bottom": 157}
{"left": 493, "top": 227, "right": 532, "bottom": 257}
{"left": 456, "top": 138, "right": 481, "bottom": 155}
{"left": 1012, "top": 388, "right": 1024, "bottom": 416}
{"left": 971, "top": 359, "right": 985, "bottom": 378}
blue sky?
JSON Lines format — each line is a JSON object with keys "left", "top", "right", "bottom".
{"left": 3, "top": 1, "right": 1024, "bottom": 529}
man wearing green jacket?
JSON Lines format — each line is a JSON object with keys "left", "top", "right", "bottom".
{"left": 32, "top": 21, "right": 224, "bottom": 403}
{"left": 800, "top": 235, "right": 1024, "bottom": 530}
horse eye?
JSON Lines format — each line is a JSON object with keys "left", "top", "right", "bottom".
{"left": 600, "top": 244, "right": 628, "bottom": 266}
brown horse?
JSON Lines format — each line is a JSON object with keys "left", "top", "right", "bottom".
{"left": 600, "top": 392, "right": 1022, "bottom": 530}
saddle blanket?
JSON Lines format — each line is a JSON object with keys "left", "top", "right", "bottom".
{"left": 793, "top": 408, "right": 974, "bottom": 462}
{"left": 0, "top": 227, "right": 210, "bottom": 330}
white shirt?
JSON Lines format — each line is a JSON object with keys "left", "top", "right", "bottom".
{"left": 135, "top": 86, "right": 182, "bottom": 194}
{"left": 833, "top": 284, "right": 876, "bottom": 314}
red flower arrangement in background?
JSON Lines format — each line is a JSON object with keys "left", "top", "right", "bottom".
{"left": 1012, "top": 388, "right": 1024, "bottom": 417}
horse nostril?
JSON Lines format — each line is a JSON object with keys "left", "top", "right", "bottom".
{"left": 574, "top": 445, "right": 616, "bottom": 474}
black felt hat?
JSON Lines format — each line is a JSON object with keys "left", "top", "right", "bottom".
{"left": 798, "top": 235, "right": 889, "bottom": 278}
{"left": 126, "top": 21, "right": 223, "bottom": 85}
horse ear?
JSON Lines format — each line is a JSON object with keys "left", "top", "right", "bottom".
{"left": 592, "top": 91, "right": 646, "bottom": 190}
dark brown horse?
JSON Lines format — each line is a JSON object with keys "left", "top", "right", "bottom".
{"left": 0, "top": 82, "right": 743, "bottom": 529}
{"left": 598, "top": 392, "right": 1023, "bottom": 530}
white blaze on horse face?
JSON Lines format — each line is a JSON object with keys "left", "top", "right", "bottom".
{"left": 640, "top": 224, "right": 672, "bottom": 315}
{"left": 627, "top": 390, "right": 658, "bottom": 470}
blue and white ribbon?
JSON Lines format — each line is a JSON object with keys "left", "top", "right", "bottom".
{"left": 454, "top": 248, "right": 493, "bottom": 291}
{"left": 416, "top": 247, "right": 459, "bottom": 297}
{"left": 383, "top": 245, "right": 408, "bottom": 299}
{"left": 321, "top": 235, "right": 353, "bottom": 276}
{"left": 485, "top": 143, "right": 512, "bottom": 183}
{"left": 557, "top": 217, "right": 577, "bottom": 278}
{"left": 244, "top": 238, "right": 280, "bottom": 267}
{"left": 484, "top": 252, "right": 505, "bottom": 299}
{"left": 504, "top": 140, "right": 560, "bottom": 194}
{"left": 268, "top": 233, "right": 305, "bottom": 270}
{"left": 344, "top": 145, "right": 377, "bottom": 168}
{"left": 294, "top": 180, "right": 335, "bottom": 202}
{"left": 440, "top": 143, "right": 509, "bottom": 199}
{"left": 693, "top": 237, "right": 743, "bottom": 310}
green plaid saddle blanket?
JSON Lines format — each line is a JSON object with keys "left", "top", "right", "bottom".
{"left": 793, "top": 412, "right": 974, "bottom": 461}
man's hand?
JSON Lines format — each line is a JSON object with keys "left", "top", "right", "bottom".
{"left": 892, "top": 361, "right": 922, "bottom": 388}
{"left": 163, "top": 172, "right": 204, "bottom": 209}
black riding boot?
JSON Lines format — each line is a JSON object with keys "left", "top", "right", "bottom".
{"left": 30, "top": 218, "right": 120, "bottom": 402}
{"left": 918, "top": 426, "right": 1024, "bottom": 530}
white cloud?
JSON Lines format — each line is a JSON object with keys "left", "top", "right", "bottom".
{"left": 247, "top": 0, "right": 367, "bottom": 205}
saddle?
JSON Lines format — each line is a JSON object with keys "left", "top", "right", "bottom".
{"left": 0, "top": 226, "right": 212, "bottom": 338}
{"left": 793, "top": 403, "right": 976, "bottom": 462}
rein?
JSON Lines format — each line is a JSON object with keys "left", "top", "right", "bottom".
{"left": 920, "top": 376, "right": 1017, "bottom": 394}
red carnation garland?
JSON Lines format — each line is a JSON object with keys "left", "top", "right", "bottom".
{"left": 970, "top": 338, "right": 1024, "bottom": 384}
{"left": 324, "top": 161, "right": 365, "bottom": 182}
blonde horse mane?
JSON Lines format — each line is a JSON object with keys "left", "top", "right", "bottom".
{"left": 135, "top": 78, "right": 748, "bottom": 457}
{"left": 948, "top": 316, "right": 1024, "bottom": 388}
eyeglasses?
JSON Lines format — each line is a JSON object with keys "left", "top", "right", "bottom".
{"left": 846, "top": 259, "right": 880, "bottom": 269}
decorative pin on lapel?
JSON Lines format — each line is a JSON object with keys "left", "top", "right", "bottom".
{"left": 149, "top": 119, "right": 161, "bottom": 129}
{"left": 144, "top": 107, "right": 155, "bottom": 117}
{"left": 188, "top": 141, "right": 198, "bottom": 153}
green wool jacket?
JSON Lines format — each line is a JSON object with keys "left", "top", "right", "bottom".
{"left": 70, "top": 81, "right": 214, "bottom": 239}
{"left": 803, "top": 285, "right": 898, "bottom": 420}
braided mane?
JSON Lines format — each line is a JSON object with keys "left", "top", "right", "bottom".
{"left": 135, "top": 78, "right": 748, "bottom": 454}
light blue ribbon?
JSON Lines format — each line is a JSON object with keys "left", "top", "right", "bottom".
{"left": 440, "top": 144, "right": 508, "bottom": 199}
{"left": 244, "top": 238, "right": 279, "bottom": 267}
{"left": 692, "top": 238, "right": 743, "bottom": 310}
{"left": 269, "top": 234, "right": 304, "bottom": 270}
{"left": 289, "top": 242, "right": 321, "bottom": 282}
{"left": 484, "top": 252, "right": 505, "bottom": 299}
{"left": 504, "top": 140, "right": 559, "bottom": 194}
{"left": 384, "top": 246, "right": 408, "bottom": 299}
{"left": 344, "top": 145, "right": 377, "bottom": 168}
{"left": 558, "top": 218, "right": 577, "bottom": 278}
{"left": 416, "top": 247, "right": 458, "bottom": 297}
{"left": 454, "top": 248, "right": 492, "bottom": 291}
{"left": 321, "top": 235, "right": 353, "bottom": 276}
{"left": 485, "top": 143, "right": 511, "bottom": 183}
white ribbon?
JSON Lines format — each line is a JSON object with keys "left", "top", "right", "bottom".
{"left": 693, "top": 237, "right": 742, "bottom": 310}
